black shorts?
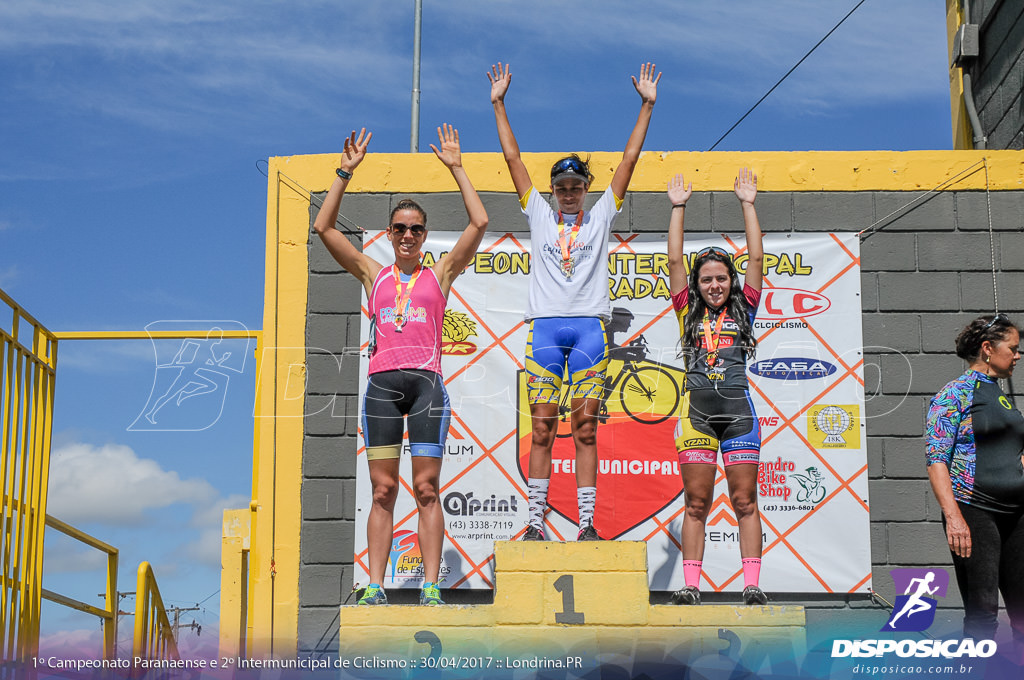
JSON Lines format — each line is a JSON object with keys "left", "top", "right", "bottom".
{"left": 361, "top": 369, "right": 450, "bottom": 460}
{"left": 674, "top": 388, "right": 761, "bottom": 466}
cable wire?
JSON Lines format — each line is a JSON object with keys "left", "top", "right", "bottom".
{"left": 708, "top": 0, "right": 870, "bottom": 151}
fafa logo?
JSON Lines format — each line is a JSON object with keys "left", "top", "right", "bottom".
{"left": 882, "top": 568, "right": 950, "bottom": 632}
{"left": 807, "top": 404, "right": 860, "bottom": 449}
{"left": 749, "top": 357, "right": 837, "bottom": 380}
{"left": 441, "top": 310, "right": 478, "bottom": 355}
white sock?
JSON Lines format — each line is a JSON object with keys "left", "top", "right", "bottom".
{"left": 577, "top": 486, "right": 596, "bottom": 526}
{"left": 527, "top": 478, "right": 550, "bottom": 529}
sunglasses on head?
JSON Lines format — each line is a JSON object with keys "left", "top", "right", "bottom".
{"left": 550, "top": 157, "right": 588, "bottom": 180}
{"left": 695, "top": 246, "right": 731, "bottom": 259}
{"left": 390, "top": 223, "right": 426, "bottom": 236}
{"left": 982, "top": 313, "right": 1008, "bottom": 331}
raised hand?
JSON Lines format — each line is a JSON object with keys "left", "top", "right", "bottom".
{"left": 631, "top": 62, "right": 661, "bottom": 105}
{"left": 487, "top": 62, "right": 511, "bottom": 104}
{"left": 430, "top": 124, "right": 462, "bottom": 169}
{"left": 667, "top": 174, "right": 693, "bottom": 206}
{"left": 339, "top": 128, "right": 372, "bottom": 173}
{"left": 734, "top": 167, "right": 757, "bottom": 205}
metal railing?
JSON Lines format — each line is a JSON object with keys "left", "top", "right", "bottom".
{"left": 132, "top": 562, "right": 179, "bottom": 671}
{"left": 1, "top": 288, "right": 57, "bottom": 666}
{"left": 39, "top": 515, "right": 118, "bottom": 659}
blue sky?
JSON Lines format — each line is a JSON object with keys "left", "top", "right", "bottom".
{"left": 0, "top": 0, "right": 950, "bottom": 658}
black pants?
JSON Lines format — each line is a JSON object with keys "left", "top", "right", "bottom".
{"left": 948, "top": 503, "right": 1024, "bottom": 640}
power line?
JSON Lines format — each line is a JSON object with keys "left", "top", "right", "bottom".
{"left": 707, "top": 0, "right": 870, "bottom": 151}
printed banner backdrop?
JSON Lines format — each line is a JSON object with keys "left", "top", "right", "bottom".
{"left": 354, "top": 230, "right": 870, "bottom": 594}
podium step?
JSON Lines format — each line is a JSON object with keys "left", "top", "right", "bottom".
{"left": 337, "top": 540, "right": 805, "bottom": 674}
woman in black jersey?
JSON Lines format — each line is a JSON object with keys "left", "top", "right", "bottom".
{"left": 666, "top": 169, "right": 767, "bottom": 606}
{"left": 926, "top": 314, "right": 1024, "bottom": 642}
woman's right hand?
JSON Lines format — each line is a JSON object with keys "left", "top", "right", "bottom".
{"left": 945, "top": 510, "right": 972, "bottom": 558}
{"left": 339, "top": 128, "right": 372, "bottom": 174}
{"left": 487, "top": 62, "right": 511, "bottom": 104}
{"left": 667, "top": 174, "right": 692, "bottom": 206}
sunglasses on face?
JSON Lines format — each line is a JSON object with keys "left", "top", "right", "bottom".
{"left": 390, "top": 223, "right": 426, "bottom": 236}
{"left": 695, "top": 246, "right": 731, "bottom": 259}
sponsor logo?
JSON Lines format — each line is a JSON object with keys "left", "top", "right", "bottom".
{"left": 807, "top": 404, "right": 860, "bottom": 449}
{"left": 442, "top": 492, "right": 518, "bottom": 516}
{"left": 758, "top": 456, "right": 795, "bottom": 501}
{"left": 999, "top": 395, "right": 1013, "bottom": 410}
{"left": 683, "top": 437, "right": 715, "bottom": 448}
{"left": 749, "top": 357, "right": 837, "bottom": 380}
{"left": 883, "top": 569, "right": 948, "bottom": 632}
{"left": 386, "top": 530, "right": 451, "bottom": 581}
{"left": 832, "top": 568, "right": 997, "bottom": 660}
{"left": 759, "top": 288, "right": 831, "bottom": 320}
{"left": 791, "top": 466, "right": 826, "bottom": 504}
{"left": 758, "top": 415, "right": 779, "bottom": 428}
{"left": 528, "top": 375, "right": 555, "bottom": 384}
{"left": 441, "top": 310, "right": 477, "bottom": 355}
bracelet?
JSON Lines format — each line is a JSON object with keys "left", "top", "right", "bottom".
{"left": 672, "top": 203, "right": 687, "bottom": 209}
{"left": 336, "top": 168, "right": 353, "bottom": 180}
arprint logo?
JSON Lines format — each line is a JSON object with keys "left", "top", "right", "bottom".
{"left": 749, "top": 357, "right": 837, "bottom": 380}
{"left": 759, "top": 288, "right": 831, "bottom": 320}
{"left": 882, "top": 568, "right": 949, "bottom": 632}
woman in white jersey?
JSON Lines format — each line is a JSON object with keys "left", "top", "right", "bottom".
{"left": 313, "top": 126, "right": 488, "bottom": 605}
{"left": 488, "top": 62, "right": 660, "bottom": 541}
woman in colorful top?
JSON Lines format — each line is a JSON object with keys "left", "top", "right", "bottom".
{"left": 926, "top": 314, "right": 1024, "bottom": 641}
{"left": 488, "top": 61, "right": 661, "bottom": 541}
{"left": 666, "top": 169, "right": 767, "bottom": 606}
{"left": 313, "top": 126, "right": 488, "bottom": 605}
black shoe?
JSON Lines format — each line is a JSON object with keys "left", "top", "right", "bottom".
{"left": 670, "top": 585, "right": 701, "bottom": 605}
{"left": 743, "top": 585, "right": 768, "bottom": 605}
{"left": 520, "top": 525, "right": 544, "bottom": 541}
{"left": 577, "top": 524, "right": 603, "bottom": 541}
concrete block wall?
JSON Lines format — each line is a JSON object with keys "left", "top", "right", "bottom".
{"left": 970, "top": 0, "right": 1024, "bottom": 149}
{"left": 297, "top": 187, "right": 1024, "bottom": 652}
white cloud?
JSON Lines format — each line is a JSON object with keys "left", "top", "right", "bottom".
{"left": 46, "top": 442, "right": 216, "bottom": 525}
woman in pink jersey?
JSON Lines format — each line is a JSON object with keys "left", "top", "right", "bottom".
{"left": 313, "top": 125, "right": 488, "bottom": 606}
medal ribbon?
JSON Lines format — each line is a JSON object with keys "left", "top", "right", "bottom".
{"left": 557, "top": 210, "right": 583, "bottom": 263}
{"left": 701, "top": 308, "right": 727, "bottom": 367}
{"left": 391, "top": 263, "right": 423, "bottom": 325}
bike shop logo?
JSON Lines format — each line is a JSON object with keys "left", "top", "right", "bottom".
{"left": 792, "top": 467, "right": 826, "bottom": 504}
{"left": 833, "top": 568, "right": 997, "bottom": 659}
{"left": 749, "top": 357, "right": 837, "bottom": 380}
{"left": 758, "top": 288, "right": 831, "bottom": 320}
{"left": 442, "top": 491, "right": 518, "bottom": 516}
{"left": 441, "top": 310, "right": 478, "bottom": 356}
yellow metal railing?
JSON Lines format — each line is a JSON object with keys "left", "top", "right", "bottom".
{"left": 39, "top": 515, "right": 118, "bottom": 659}
{"left": 1, "top": 287, "right": 57, "bottom": 665}
{"left": 132, "top": 562, "right": 179, "bottom": 670}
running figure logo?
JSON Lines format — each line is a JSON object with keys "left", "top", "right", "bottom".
{"left": 130, "top": 321, "right": 250, "bottom": 431}
{"left": 882, "top": 568, "right": 950, "bottom": 632}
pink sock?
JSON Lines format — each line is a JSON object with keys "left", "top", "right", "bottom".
{"left": 742, "top": 558, "right": 761, "bottom": 587}
{"left": 683, "top": 560, "right": 702, "bottom": 588}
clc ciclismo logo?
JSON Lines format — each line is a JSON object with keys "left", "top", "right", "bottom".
{"left": 831, "top": 568, "right": 997, "bottom": 660}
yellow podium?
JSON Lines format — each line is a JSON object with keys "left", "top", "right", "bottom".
{"left": 337, "top": 541, "right": 805, "bottom": 676}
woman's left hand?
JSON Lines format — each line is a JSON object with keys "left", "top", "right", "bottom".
{"left": 430, "top": 124, "right": 462, "bottom": 169}
{"left": 734, "top": 167, "right": 757, "bottom": 205}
